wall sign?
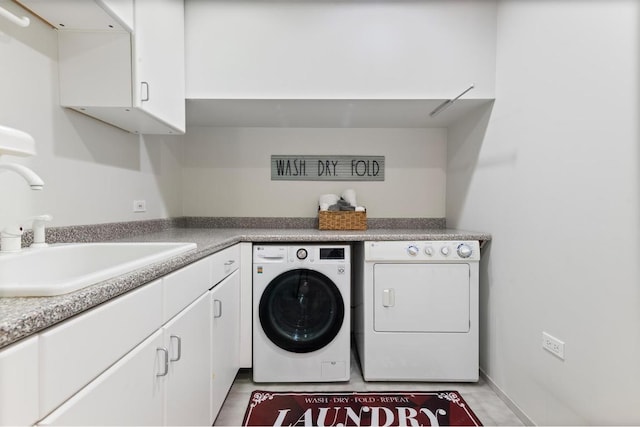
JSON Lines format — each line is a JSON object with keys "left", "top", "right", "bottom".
{"left": 271, "top": 155, "right": 385, "bottom": 181}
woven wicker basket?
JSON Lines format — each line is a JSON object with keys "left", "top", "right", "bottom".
{"left": 318, "top": 210, "right": 367, "bottom": 230}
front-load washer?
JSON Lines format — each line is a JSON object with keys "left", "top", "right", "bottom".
{"left": 253, "top": 244, "right": 351, "bottom": 382}
{"left": 354, "top": 240, "right": 480, "bottom": 382}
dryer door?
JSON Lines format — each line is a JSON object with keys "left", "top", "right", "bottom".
{"left": 259, "top": 269, "right": 345, "bottom": 353}
{"left": 373, "top": 263, "right": 470, "bottom": 333}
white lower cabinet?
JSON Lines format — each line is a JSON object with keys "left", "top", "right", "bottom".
{"left": 0, "top": 336, "right": 39, "bottom": 426}
{"left": 39, "top": 330, "right": 165, "bottom": 426}
{"left": 38, "top": 280, "right": 163, "bottom": 418}
{"left": 210, "top": 270, "right": 241, "bottom": 422}
{"left": 2, "top": 245, "right": 244, "bottom": 426}
{"left": 163, "top": 293, "right": 212, "bottom": 426}
{"left": 39, "top": 293, "right": 212, "bottom": 426}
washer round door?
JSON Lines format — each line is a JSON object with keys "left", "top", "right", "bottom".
{"left": 259, "top": 268, "right": 345, "bottom": 353}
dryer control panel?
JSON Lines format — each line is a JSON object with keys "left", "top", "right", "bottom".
{"left": 364, "top": 241, "right": 480, "bottom": 262}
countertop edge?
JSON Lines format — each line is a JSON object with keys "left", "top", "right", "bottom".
{"left": 0, "top": 228, "right": 490, "bottom": 349}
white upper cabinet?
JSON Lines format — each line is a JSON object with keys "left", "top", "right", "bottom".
{"left": 100, "top": 0, "right": 134, "bottom": 31}
{"left": 186, "top": 1, "right": 496, "bottom": 101}
{"left": 130, "top": 0, "right": 185, "bottom": 133}
{"left": 23, "top": 0, "right": 185, "bottom": 134}
{"left": 16, "top": 0, "right": 133, "bottom": 31}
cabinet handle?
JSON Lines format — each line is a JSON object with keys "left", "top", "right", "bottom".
{"left": 214, "top": 299, "right": 223, "bottom": 318}
{"left": 156, "top": 347, "right": 169, "bottom": 377}
{"left": 169, "top": 335, "right": 182, "bottom": 362}
{"left": 224, "top": 260, "right": 235, "bottom": 273}
{"left": 141, "top": 81, "right": 150, "bottom": 102}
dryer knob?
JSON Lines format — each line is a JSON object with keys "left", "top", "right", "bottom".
{"left": 457, "top": 243, "right": 473, "bottom": 258}
{"left": 424, "top": 246, "right": 434, "bottom": 256}
{"left": 440, "top": 246, "right": 450, "bottom": 256}
{"left": 407, "top": 245, "right": 419, "bottom": 256}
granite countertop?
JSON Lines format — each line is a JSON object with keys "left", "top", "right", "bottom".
{"left": 0, "top": 227, "right": 490, "bottom": 350}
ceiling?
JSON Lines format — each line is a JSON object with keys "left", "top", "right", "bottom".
{"left": 186, "top": 99, "right": 493, "bottom": 128}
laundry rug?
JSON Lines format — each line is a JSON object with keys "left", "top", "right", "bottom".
{"left": 242, "top": 390, "right": 483, "bottom": 426}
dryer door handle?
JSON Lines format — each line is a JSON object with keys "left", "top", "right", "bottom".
{"left": 382, "top": 289, "right": 395, "bottom": 307}
{"left": 214, "top": 299, "right": 223, "bottom": 318}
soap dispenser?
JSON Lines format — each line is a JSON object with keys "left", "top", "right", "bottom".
{"left": 30, "top": 214, "right": 52, "bottom": 248}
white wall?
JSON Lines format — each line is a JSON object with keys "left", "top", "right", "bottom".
{"left": 0, "top": 2, "right": 182, "bottom": 230}
{"left": 182, "top": 127, "right": 446, "bottom": 218}
{"left": 186, "top": 0, "right": 496, "bottom": 99}
{"left": 447, "top": 1, "right": 640, "bottom": 424}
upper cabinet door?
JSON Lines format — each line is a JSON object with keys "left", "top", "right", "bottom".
{"left": 25, "top": 0, "right": 186, "bottom": 134}
{"left": 185, "top": 1, "right": 497, "bottom": 100}
{"left": 100, "top": 0, "right": 134, "bottom": 31}
{"left": 16, "top": 0, "right": 132, "bottom": 31}
{"left": 133, "top": 0, "right": 186, "bottom": 132}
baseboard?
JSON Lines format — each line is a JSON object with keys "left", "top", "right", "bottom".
{"left": 480, "top": 369, "right": 535, "bottom": 426}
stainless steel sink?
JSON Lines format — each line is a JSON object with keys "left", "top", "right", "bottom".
{"left": 0, "top": 242, "right": 197, "bottom": 297}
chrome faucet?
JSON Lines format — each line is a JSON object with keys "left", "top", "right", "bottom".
{"left": 0, "top": 162, "right": 44, "bottom": 190}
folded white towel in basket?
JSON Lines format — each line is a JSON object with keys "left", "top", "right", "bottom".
{"left": 319, "top": 194, "right": 339, "bottom": 211}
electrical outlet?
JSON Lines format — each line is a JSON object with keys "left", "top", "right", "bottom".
{"left": 133, "top": 200, "right": 146, "bottom": 213}
{"left": 542, "top": 332, "right": 565, "bottom": 360}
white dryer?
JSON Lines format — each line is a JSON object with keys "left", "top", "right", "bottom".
{"left": 253, "top": 244, "right": 351, "bottom": 382}
{"left": 354, "top": 240, "right": 480, "bottom": 382}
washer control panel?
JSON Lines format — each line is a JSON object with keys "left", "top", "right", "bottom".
{"left": 367, "top": 240, "right": 480, "bottom": 262}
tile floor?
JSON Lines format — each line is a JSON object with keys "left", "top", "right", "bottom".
{"left": 214, "top": 350, "right": 524, "bottom": 426}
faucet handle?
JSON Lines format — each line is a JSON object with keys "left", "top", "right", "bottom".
{"left": 1, "top": 226, "right": 24, "bottom": 253}
{"left": 30, "top": 214, "right": 52, "bottom": 248}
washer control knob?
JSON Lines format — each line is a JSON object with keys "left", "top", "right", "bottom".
{"left": 296, "top": 248, "right": 308, "bottom": 260}
{"left": 440, "top": 246, "right": 450, "bottom": 256}
{"left": 407, "top": 245, "right": 419, "bottom": 256}
{"left": 424, "top": 246, "right": 434, "bottom": 256}
{"left": 457, "top": 243, "right": 473, "bottom": 258}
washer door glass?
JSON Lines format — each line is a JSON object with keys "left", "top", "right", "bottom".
{"left": 259, "top": 268, "right": 345, "bottom": 353}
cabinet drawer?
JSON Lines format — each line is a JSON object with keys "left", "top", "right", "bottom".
{"left": 0, "top": 335, "right": 39, "bottom": 426}
{"left": 211, "top": 244, "right": 240, "bottom": 287}
{"left": 163, "top": 256, "right": 211, "bottom": 323}
{"left": 39, "top": 280, "right": 163, "bottom": 418}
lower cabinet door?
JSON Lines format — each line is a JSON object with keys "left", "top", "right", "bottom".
{"left": 0, "top": 336, "right": 39, "bottom": 426}
{"left": 163, "top": 293, "right": 212, "bottom": 426}
{"left": 39, "top": 330, "right": 165, "bottom": 426}
{"left": 210, "top": 270, "right": 241, "bottom": 422}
